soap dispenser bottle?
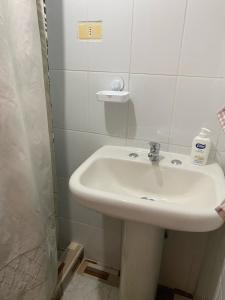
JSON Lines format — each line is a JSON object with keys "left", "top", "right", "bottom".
{"left": 191, "top": 128, "right": 211, "bottom": 165}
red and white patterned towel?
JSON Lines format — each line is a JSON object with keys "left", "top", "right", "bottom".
{"left": 218, "top": 106, "right": 225, "bottom": 132}
{"left": 216, "top": 108, "right": 225, "bottom": 220}
{"left": 215, "top": 200, "right": 225, "bottom": 220}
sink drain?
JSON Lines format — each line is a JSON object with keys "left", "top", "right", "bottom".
{"left": 129, "top": 152, "right": 138, "bottom": 158}
{"left": 140, "top": 196, "right": 155, "bottom": 201}
{"left": 171, "top": 159, "right": 182, "bottom": 165}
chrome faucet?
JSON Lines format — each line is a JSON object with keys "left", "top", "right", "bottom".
{"left": 148, "top": 141, "right": 160, "bottom": 162}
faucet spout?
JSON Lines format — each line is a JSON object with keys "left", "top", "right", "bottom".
{"left": 148, "top": 142, "right": 160, "bottom": 162}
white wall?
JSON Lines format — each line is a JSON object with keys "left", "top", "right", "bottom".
{"left": 46, "top": 0, "right": 225, "bottom": 294}
{"left": 194, "top": 225, "right": 225, "bottom": 300}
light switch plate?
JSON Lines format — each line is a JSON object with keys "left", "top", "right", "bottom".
{"left": 78, "top": 21, "right": 102, "bottom": 40}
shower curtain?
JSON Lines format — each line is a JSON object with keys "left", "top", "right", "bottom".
{"left": 0, "top": 0, "right": 57, "bottom": 299}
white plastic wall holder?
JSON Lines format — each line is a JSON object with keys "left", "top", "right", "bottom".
{"left": 111, "top": 78, "right": 124, "bottom": 91}
{"left": 96, "top": 90, "right": 130, "bottom": 103}
{"left": 96, "top": 78, "right": 130, "bottom": 103}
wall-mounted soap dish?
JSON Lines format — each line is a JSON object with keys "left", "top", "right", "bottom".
{"left": 96, "top": 90, "right": 130, "bottom": 103}
{"left": 96, "top": 78, "right": 130, "bottom": 103}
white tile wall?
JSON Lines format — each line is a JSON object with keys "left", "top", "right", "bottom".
{"left": 87, "top": 0, "right": 133, "bottom": 72}
{"left": 58, "top": 217, "right": 122, "bottom": 269}
{"left": 126, "top": 138, "right": 169, "bottom": 152}
{"left": 168, "top": 144, "right": 191, "bottom": 156}
{"left": 194, "top": 225, "right": 225, "bottom": 300}
{"left": 54, "top": 129, "right": 125, "bottom": 177}
{"left": 128, "top": 74, "right": 177, "bottom": 142}
{"left": 50, "top": 70, "right": 89, "bottom": 131}
{"left": 217, "top": 129, "right": 225, "bottom": 152}
{"left": 179, "top": 0, "right": 225, "bottom": 77}
{"left": 131, "top": 0, "right": 187, "bottom": 74}
{"left": 46, "top": 0, "right": 89, "bottom": 70}
{"left": 170, "top": 77, "right": 225, "bottom": 146}
{"left": 46, "top": 0, "right": 133, "bottom": 72}
{"left": 160, "top": 231, "right": 208, "bottom": 293}
{"left": 46, "top": 0, "right": 225, "bottom": 296}
{"left": 57, "top": 177, "right": 107, "bottom": 228}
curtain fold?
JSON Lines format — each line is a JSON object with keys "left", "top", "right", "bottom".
{"left": 0, "top": 0, "right": 57, "bottom": 299}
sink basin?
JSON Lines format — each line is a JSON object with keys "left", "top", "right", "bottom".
{"left": 69, "top": 145, "right": 225, "bottom": 300}
{"left": 69, "top": 145, "right": 225, "bottom": 232}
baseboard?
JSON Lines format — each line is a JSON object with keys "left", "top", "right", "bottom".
{"left": 52, "top": 242, "right": 84, "bottom": 300}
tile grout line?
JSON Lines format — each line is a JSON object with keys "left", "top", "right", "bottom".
{"left": 54, "top": 125, "right": 204, "bottom": 158}
{"left": 167, "top": 0, "right": 189, "bottom": 148}
{"left": 87, "top": 66, "right": 91, "bottom": 133}
{"left": 49, "top": 68, "right": 225, "bottom": 80}
{"left": 125, "top": 0, "right": 135, "bottom": 145}
{"left": 177, "top": 0, "right": 189, "bottom": 76}
{"left": 53, "top": 126, "right": 194, "bottom": 149}
{"left": 58, "top": 215, "right": 114, "bottom": 233}
{"left": 54, "top": 126, "right": 126, "bottom": 140}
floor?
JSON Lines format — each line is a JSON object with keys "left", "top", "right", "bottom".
{"left": 61, "top": 272, "right": 191, "bottom": 300}
{"left": 61, "top": 273, "right": 118, "bottom": 300}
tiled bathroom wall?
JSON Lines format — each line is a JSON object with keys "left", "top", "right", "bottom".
{"left": 194, "top": 225, "right": 225, "bottom": 300}
{"left": 46, "top": 0, "right": 225, "bottom": 295}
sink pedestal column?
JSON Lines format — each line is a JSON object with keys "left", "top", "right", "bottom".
{"left": 119, "top": 221, "right": 164, "bottom": 300}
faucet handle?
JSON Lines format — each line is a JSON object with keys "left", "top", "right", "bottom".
{"left": 149, "top": 141, "right": 160, "bottom": 151}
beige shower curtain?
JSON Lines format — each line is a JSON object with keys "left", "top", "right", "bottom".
{"left": 0, "top": 0, "right": 57, "bottom": 299}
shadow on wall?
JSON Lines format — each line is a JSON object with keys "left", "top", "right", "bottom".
{"left": 56, "top": 175, "right": 123, "bottom": 270}
{"left": 102, "top": 215, "right": 123, "bottom": 269}
{"left": 46, "top": 0, "right": 69, "bottom": 247}
{"left": 194, "top": 224, "right": 225, "bottom": 300}
{"left": 103, "top": 90, "right": 137, "bottom": 138}
{"left": 104, "top": 102, "right": 136, "bottom": 137}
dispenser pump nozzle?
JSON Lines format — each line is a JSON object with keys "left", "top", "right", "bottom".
{"left": 199, "top": 128, "right": 211, "bottom": 138}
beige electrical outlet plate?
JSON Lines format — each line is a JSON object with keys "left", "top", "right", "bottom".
{"left": 78, "top": 21, "right": 102, "bottom": 40}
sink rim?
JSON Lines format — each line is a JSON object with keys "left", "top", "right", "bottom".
{"left": 69, "top": 145, "right": 225, "bottom": 232}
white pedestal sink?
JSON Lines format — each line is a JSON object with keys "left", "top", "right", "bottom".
{"left": 69, "top": 146, "right": 225, "bottom": 300}
{"left": 120, "top": 221, "right": 164, "bottom": 300}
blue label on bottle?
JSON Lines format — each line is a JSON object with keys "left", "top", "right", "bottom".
{"left": 196, "top": 143, "right": 206, "bottom": 149}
